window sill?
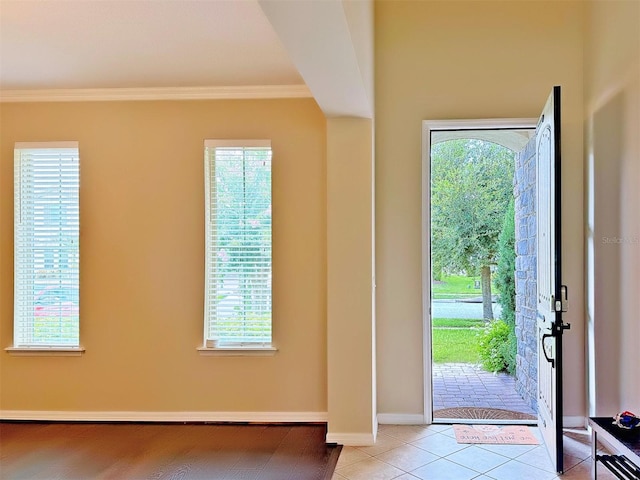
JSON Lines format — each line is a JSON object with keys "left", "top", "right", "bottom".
{"left": 197, "top": 345, "right": 277, "bottom": 357}
{"left": 5, "top": 346, "right": 85, "bottom": 357}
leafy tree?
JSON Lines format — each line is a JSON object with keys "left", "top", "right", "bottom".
{"left": 431, "top": 139, "right": 515, "bottom": 319}
{"left": 213, "top": 149, "right": 272, "bottom": 325}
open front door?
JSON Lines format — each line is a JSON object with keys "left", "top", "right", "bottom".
{"left": 536, "top": 86, "right": 570, "bottom": 474}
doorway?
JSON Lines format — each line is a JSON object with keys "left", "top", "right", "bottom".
{"left": 422, "top": 119, "right": 537, "bottom": 424}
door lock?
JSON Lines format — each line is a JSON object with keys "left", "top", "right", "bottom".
{"left": 560, "top": 285, "right": 569, "bottom": 312}
{"left": 551, "top": 285, "right": 569, "bottom": 312}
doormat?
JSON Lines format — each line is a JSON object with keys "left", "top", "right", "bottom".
{"left": 434, "top": 407, "right": 536, "bottom": 421}
{"left": 453, "top": 424, "right": 539, "bottom": 445}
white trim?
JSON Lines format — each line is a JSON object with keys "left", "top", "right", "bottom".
{"left": 377, "top": 413, "right": 426, "bottom": 425}
{"left": 421, "top": 122, "right": 433, "bottom": 425}
{"left": 5, "top": 347, "right": 85, "bottom": 357}
{"left": 196, "top": 346, "right": 277, "bottom": 357}
{"left": 204, "top": 139, "right": 271, "bottom": 148}
{"left": 15, "top": 141, "right": 79, "bottom": 149}
{"left": 0, "top": 85, "right": 312, "bottom": 103}
{"left": 421, "top": 118, "right": 538, "bottom": 425}
{"left": 0, "top": 410, "right": 328, "bottom": 423}
{"left": 563, "top": 416, "right": 587, "bottom": 428}
{"left": 435, "top": 418, "right": 535, "bottom": 426}
{"left": 326, "top": 432, "right": 375, "bottom": 446}
{"left": 424, "top": 118, "right": 538, "bottom": 131}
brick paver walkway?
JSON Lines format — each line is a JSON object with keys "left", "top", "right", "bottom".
{"left": 432, "top": 363, "right": 536, "bottom": 416}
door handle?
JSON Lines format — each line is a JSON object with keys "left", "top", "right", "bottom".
{"left": 541, "top": 333, "right": 555, "bottom": 368}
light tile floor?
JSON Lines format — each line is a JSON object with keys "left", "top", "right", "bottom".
{"left": 333, "top": 424, "right": 617, "bottom": 480}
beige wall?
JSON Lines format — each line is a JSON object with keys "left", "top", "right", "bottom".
{"left": 375, "top": 0, "right": 586, "bottom": 418}
{"left": 0, "top": 99, "right": 328, "bottom": 414}
{"left": 3, "top": 0, "right": 636, "bottom": 433}
{"left": 584, "top": 0, "right": 640, "bottom": 415}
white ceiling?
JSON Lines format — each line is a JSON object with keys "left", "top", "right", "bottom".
{"left": 0, "top": 0, "right": 304, "bottom": 90}
{"left": 0, "top": 0, "right": 373, "bottom": 117}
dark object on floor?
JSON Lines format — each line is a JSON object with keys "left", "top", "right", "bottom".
{"left": 0, "top": 422, "right": 342, "bottom": 480}
{"left": 433, "top": 407, "right": 536, "bottom": 421}
{"left": 590, "top": 416, "right": 640, "bottom": 480}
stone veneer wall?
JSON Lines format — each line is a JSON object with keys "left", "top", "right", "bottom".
{"left": 514, "top": 136, "right": 538, "bottom": 412}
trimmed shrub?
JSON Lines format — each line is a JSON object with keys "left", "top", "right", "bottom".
{"left": 489, "top": 198, "right": 517, "bottom": 374}
{"left": 477, "top": 319, "right": 512, "bottom": 373}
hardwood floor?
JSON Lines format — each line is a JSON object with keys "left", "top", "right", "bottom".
{"left": 0, "top": 422, "right": 341, "bottom": 480}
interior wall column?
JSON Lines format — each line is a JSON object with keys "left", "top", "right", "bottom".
{"left": 326, "top": 117, "right": 376, "bottom": 445}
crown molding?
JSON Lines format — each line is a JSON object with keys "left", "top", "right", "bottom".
{"left": 0, "top": 84, "right": 312, "bottom": 103}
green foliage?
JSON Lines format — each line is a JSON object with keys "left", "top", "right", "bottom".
{"left": 214, "top": 315, "right": 271, "bottom": 340}
{"left": 214, "top": 153, "right": 271, "bottom": 277}
{"left": 495, "top": 200, "right": 517, "bottom": 373}
{"left": 432, "top": 263, "right": 443, "bottom": 282}
{"left": 34, "top": 316, "right": 78, "bottom": 344}
{"left": 211, "top": 149, "right": 272, "bottom": 326}
{"left": 502, "top": 329, "right": 517, "bottom": 375}
{"left": 495, "top": 199, "right": 516, "bottom": 326}
{"left": 431, "top": 139, "right": 515, "bottom": 276}
{"left": 477, "top": 319, "right": 516, "bottom": 373}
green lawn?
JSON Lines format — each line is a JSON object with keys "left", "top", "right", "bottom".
{"left": 431, "top": 276, "right": 493, "bottom": 362}
{"left": 432, "top": 318, "right": 483, "bottom": 328}
{"left": 432, "top": 316, "right": 483, "bottom": 363}
{"left": 432, "top": 275, "right": 481, "bottom": 299}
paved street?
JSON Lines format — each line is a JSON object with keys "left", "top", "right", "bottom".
{"left": 432, "top": 299, "right": 502, "bottom": 319}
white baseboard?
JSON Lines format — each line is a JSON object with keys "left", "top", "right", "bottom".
{"left": 0, "top": 410, "right": 328, "bottom": 423}
{"left": 377, "top": 413, "right": 426, "bottom": 425}
{"left": 563, "top": 416, "right": 587, "bottom": 428}
{"left": 326, "top": 432, "right": 375, "bottom": 446}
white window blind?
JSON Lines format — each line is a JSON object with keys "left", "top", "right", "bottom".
{"left": 14, "top": 142, "right": 80, "bottom": 347}
{"left": 204, "top": 140, "right": 272, "bottom": 346}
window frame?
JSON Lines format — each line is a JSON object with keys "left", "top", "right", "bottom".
{"left": 200, "top": 139, "right": 276, "bottom": 355}
{"left": 8, "top": 141, "right": 84, "bottom": 355}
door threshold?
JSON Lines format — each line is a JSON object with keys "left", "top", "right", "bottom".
{"left": 433, "top": 417, "right": 536, "bottom": 425}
